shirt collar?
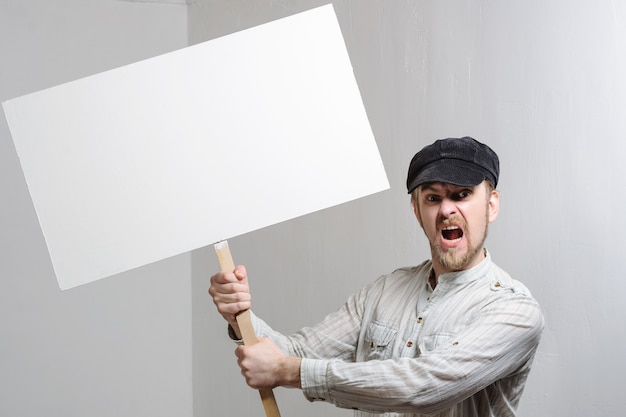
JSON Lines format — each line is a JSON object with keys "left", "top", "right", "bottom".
{"left": 434, "top": 248, "right": 492, "bottom": 286}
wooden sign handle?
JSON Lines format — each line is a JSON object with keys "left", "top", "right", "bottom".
{"left": 214, "top": 240, "right": 282, "bottom": 417}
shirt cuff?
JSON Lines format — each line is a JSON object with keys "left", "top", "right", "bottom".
{"left": 300, "top": 358, "right": 330, "bottom": 402}
{"left": 227, "top": 324, "right": 244, "bottom": 345}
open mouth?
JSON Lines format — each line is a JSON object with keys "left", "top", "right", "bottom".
{"left": 442, "top": 225, "right": 463, "bottom": 241}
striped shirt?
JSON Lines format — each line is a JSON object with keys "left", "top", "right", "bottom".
{"left": 250, "top": 251, "right": 544, "bottom": 416}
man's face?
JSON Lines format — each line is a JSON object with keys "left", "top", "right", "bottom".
{"left": 413, "top": 181, "right": 499, "bottom": 274}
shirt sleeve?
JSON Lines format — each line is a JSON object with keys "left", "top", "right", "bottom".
{"left": 250, "top": 282, "right": 368, "bottom": 361}
{"left": 299, "top": 292, "right": 544, "bottom": 415}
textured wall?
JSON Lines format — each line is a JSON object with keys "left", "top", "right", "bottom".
{"left": 0, "top": 1, "right": 192, "bottom": 416}
{"left": 190, "top": 1, "right": 626, "bottom": 417}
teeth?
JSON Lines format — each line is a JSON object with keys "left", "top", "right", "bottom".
{"left": 441, "top": 225, "right": 463, "bottom": 242}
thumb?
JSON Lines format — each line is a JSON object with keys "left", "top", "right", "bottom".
{"left": 233, "top": 265, "right": 248, "bottom": 282}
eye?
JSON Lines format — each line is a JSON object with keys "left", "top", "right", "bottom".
{"left": 425, "top": 194, "right": 441, "bottom": 203}
{"left": 452, "top": 189, "right": 472, "bottom": 201}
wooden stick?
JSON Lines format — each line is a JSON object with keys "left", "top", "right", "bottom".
{"left": 214, "top": 240, "right": 282, "bottom": 417}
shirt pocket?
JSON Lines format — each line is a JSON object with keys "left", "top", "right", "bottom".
{"left": 364, "top": 321, "right": 398, "bottom": 360}
{"left": 421, "top": 331, "right": 455, "bottom": 352}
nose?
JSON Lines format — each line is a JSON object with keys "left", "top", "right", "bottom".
{"left": 439, "top": 198, "right": 457, "bottom": 217}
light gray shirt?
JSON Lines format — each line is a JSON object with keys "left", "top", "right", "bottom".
{"left": 249, "top": 251, "right": 544, "bottom": 416}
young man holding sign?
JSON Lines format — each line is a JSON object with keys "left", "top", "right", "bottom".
{"left": 209, "top": 137, "right": 543, "bottom": 417}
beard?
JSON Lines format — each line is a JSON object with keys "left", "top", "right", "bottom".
{"left": 429, "top": 213, "right": 489, "bottom": 272}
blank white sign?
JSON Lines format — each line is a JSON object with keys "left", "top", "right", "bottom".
{"left": 2, "top": 5, "right": 389, "bottom": 290}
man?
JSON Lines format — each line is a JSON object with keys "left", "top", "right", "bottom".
{"left": 209, "top": 136, "right": 544, "bottom": 416}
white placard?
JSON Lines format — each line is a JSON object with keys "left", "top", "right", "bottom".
{"left": 2, "top": 5, "right": 389, "bottom": 290}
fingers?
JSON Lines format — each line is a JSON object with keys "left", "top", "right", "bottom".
{"left": 210, "top": 265, "right": 247, "bottom": 284}
{"left": 208, "top": 265, "right": 251, "bottom": 322}
{"left": 208, "top": 279, "right": 249, "bottom": 301}
{"left": 234, "top": 338, "right": 282, "bottom": 389}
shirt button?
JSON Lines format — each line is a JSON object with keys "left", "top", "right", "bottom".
{"left": 407, "top": 341, "right": 413, "bottom": 348}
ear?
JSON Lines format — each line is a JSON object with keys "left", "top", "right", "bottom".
{"left": 488, "top": 189, "right": 500, "bottom": 223}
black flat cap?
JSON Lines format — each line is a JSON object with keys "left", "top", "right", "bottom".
{"left": 406, "top": 136, "right": 499, "bottom": 193}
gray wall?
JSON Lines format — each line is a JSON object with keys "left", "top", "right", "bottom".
{"left": 0, "top": 1, "right": 191, "bottom": 416}
{"left": 190, "top": 1, "right": 626, "bottom": 417}
{"left": 2, "top": 1, "right": 626, "bottom": 417}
